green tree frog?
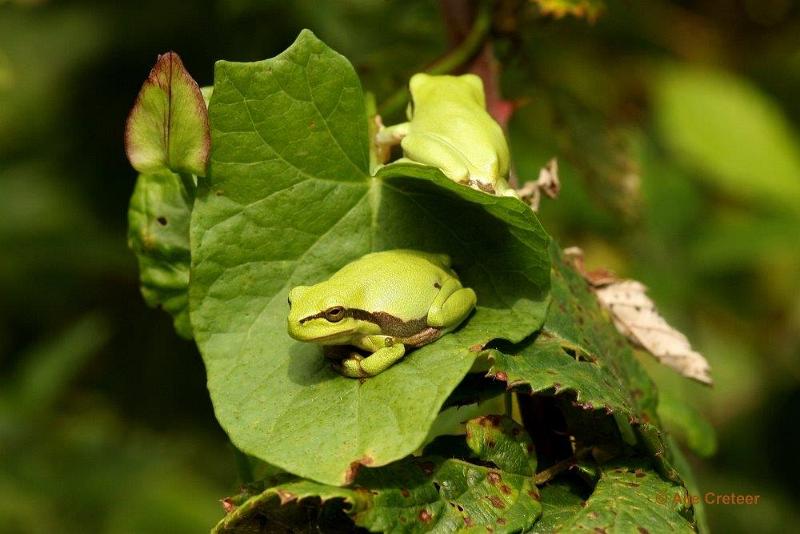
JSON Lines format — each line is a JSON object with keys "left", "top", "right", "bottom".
{"left": 287, "top": 249, "right": 477, "bottom": 378}
{"left": 376, "top": 73, "right": 517, "bottom": 197}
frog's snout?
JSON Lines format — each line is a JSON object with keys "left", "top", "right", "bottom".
{"left": 287, "top": 316, "right": 305, "bottom": 341}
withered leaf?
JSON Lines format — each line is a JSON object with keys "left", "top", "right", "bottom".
{"left": 517, "top": 157, "right": 561, "bottom": 211}
{"left": 566, "top": 247, "right": 712, "bottom": 385}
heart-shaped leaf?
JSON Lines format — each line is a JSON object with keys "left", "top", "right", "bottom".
{"left": 189, "top": 30, "right": 550, "bottom": 486}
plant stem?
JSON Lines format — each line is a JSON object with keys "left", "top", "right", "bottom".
{"left": 533, "top": 447, "right": 592, "bottom": 485}
{"left": 504, "top": 390, "right": 514, "bottom": 419}
{"left": 378, "top": 0, "right": 492, "bottom": 117}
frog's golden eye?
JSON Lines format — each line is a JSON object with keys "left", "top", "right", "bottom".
{"left": 325, "top": 306, "right": 345, "bottom": 322}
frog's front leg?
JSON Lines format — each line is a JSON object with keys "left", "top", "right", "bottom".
{"left": 338, "top": 336, "right": 407, "bottom": 378}
{"left": 375, "top": 122, "right": 410, "bottom": 148}
{"left": 427, "top": 278, "right": 477, "bottom": 329}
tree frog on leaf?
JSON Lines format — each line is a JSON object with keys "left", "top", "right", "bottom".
{"left": 287, "top": 249, "right": 477, "bottom": 378}
{"left": 376, "top": 73, "right": 517, "bottom": 197}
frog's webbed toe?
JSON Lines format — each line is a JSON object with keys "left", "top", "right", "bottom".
{"left": 334, "top": 344, "right": 406, "bottom": 378}
{"left": 333, "top": 353, "right": 367, "bottom": 378}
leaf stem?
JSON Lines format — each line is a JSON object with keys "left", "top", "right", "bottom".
{"left": 178, "top": 172, "right": 197, "bottom": 201}
{"left": 378, "top": 0, "right": 492, "bottom": 117}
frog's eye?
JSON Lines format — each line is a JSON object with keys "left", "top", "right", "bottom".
{"left": 325, "top": 306, "right": 345, "bottom": 322}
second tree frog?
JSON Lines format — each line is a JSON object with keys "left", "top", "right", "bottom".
{"left": 377, "top": 73, "right": 517, "bottom": 197}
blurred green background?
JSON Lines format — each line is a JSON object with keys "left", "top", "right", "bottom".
{"left": 1, "top": 0, "right": 798, "bottom": 532}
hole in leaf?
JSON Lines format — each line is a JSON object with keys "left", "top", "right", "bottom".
{"left": 157, "top": 216, "right": 168, "bottom": 226}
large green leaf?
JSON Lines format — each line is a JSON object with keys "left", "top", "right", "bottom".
{"left": 530, "top": 477, "right": 585, "bottom": 534}
{"left": 190, "top": 30, "right": 550, "bottom": 486}
{"left": 536, "top": 462, "right": 696, "bottom": 533}
{"left": 653, "top": 65, "right": 800, "bottom": 215}
{"left": 488, "top": 337, "right": 632, "bottom": 415}
{"left": 214, "top": 416, "right": 542, "bottom": 533}
{"left": 127, "top": 170, "right": 193, "bottom": 339}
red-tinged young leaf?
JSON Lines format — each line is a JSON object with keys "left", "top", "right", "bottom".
{"left": 125, "top": 51, "right": 210, "bottom": 176}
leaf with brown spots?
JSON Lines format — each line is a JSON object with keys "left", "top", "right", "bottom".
{"left": 354, "top": 418, "right": 541, "bottom": 532}
{"left": 217, "top": 428, "right": 543, "bottom": 533}
{"left": 465, "top": 415, "right": 537, "bottom": 476}
{"left": 488, "top": 244, "right": 654, "bottom": 418}
{"left": 212, "top": 479, "right": 364, "bottom": 533}
{"left": 533, "top": 461, "right": 696, "bottom": 533}
{"left": 355, "top": 455, "right": 542, "bottom": 533}
{"left": 488, "top": 244, "right": 685, "bottom": 484}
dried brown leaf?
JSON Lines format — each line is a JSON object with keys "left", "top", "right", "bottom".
{"left": 566, "top": 247, "right": 712, "bottom": 385}
{"left": 518, "top": 157, "right": 561, "bottom": 211}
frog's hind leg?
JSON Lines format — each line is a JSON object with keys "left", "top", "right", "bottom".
{"left": 427, "top": 279, "right": 477, "bottom": 329}
{"left": 400, "top": 134, "right": 470, "bottom": 184}
{"left": 338, "top": 336, "right": 406, "bottom": 377}
{"left": 495, "top": 176, "right": 520, "bottom": 198}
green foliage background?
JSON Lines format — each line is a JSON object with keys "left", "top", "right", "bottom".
{"left": 1, "top": 0, "right": 799, "bottom": 532}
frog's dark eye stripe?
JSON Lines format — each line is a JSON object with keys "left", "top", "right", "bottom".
{"left": 324, "top": 306, "right": 345, "bottom": 322}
